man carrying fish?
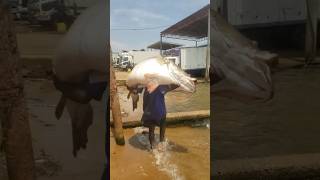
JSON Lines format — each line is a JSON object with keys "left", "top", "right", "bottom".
{"left": 126, "top": 57, "right": 196, "bottom": 149}
{"left": 136, "top": 78, "right": 179, "bottom": 149}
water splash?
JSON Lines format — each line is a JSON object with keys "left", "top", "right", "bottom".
{"left": 133, "top": 127, "right": 184, "bottom": 180}
{"left": 152, "top": 140, "right": 184, "bottom": 180}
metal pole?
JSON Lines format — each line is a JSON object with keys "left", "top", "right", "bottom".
{"left": 305, "top": 0, "right": 318, "bottom": 65}
{"left": 160, "top": 34, "right": 163, "bottom": 56}
{"left": 195, "top": 41, "right": 198, "bottom": 47}
{"left": 205, "top": 8, "right": 210, "bottom": 81}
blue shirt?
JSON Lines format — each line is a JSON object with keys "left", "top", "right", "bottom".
{"left": 142, "top": 85, "right": 169, "bottom": 125}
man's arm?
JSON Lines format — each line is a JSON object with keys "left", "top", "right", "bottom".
{"left": 160, "top": 84, "right": 180, "bottom": 94}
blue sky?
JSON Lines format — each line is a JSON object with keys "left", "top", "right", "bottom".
{"left": 111, "top": 0, "right": 209, "bottom": 52}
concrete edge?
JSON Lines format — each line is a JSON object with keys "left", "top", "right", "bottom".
{"left": 110, "top": 110, "right": 210, "bottom": 128}
{"left": 21, "top": 55, "right": 53, "bottom": 60}
{"left": 212, "top": 153, "right": 320, "bottom": 179}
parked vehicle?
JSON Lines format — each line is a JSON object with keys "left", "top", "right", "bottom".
{"left": 128, "top": 50, "right": 160, "bottom": 65}
{"left": 7, "top": 0, "right": 28, "bottom": 20}
{"left": 119, "top": 54, "right": 134, "bottom": 70}
{"left": 27, "top": 0, "right": 96, "bottom": 28}
{"left": 212, "top": 0, "right": 319, "bottom": 48}
{"left": 164, "top": 56, "right": 180, "bottom": 66}
{"left": 112, "top": 52, "right": 121, "bottom": 68}
{"left": 179, "top": 46, "right": 207, "bottom": 77}
{"left": 114, "top": 51, "right": 159, "bottom": 71}
{"left": 213, "top": 0, "right": 310, "bottom": 28}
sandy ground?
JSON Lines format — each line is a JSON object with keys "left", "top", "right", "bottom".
{"left": 115, "top": 71, "right": 129, "bottom": 81}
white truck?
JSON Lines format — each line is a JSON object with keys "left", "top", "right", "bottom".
{"left": 117, "top": 51, "right": 160, "bottom": 70}
{"left": 27, "top": 0, "right": 97, "bottom": 27}
{"left": 7, "top": 0, "right": 28, "bottom": 20}
{"left": 212, "top": 0, "right": 313, "bottom": 28}
{"left": 112, "top": 52, "right": 120, "bottom": 67}
{"left": 163, "top": 46, "right": 207, "bottom": 77}
{"left": 129, "top": 51, "right": 160, "bottom": 65}
{"left": 213, "top": 0, "right": 320, "bottom": 48}
{"left": 179, "top": 46, "right": 207, "bottom": 76}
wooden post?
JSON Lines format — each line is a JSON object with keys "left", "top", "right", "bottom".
{"left": 205, "top": 8, "right": 210, "bottom": 81}
{"left": 0, "top": 3, "right": 36, "bottom": 180}
{"left": 110, "top": 65, "right": 125, "bottom": 145}
{"left": 305, "top": 0, "right": 318, "bottom": 64}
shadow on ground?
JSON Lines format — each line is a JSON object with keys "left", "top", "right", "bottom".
{"left": 128, "top": 133, "right": 189, "bottom": 153}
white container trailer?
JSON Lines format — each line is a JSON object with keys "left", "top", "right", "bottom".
{"left": 129, "top": 51, "right": 160, "bottom": 65}
{"left": 212, "top": 0, "right": 318, "bottom": 28}
{"left": 180, "top": 46, "right": 207, "bottom": 76}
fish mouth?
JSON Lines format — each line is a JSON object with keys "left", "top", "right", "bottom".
{"left": 211, "top": 62, "right": 274, "bottom": 103}
{"left": 167, "top": 62, "right": 196, "bottom": 93}
{"left": 211, "top": 85, "right": 274, "bottom": 103}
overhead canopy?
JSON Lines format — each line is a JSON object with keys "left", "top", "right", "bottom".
{"left": 147, "top": 41, "right": 182, "bottom": 50}
{"left": 161, "top": 4, "right": 209, "bottom": 39}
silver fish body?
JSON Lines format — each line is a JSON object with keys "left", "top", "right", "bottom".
{"left": 127, "top": 57, "right": 196, "bottom": 93}
{"left": 126, "top": 57, "right": 196, "bottom": 111}
{"left": 210, "top": 10, "right": 274, "bottom": 103}
{"left": 52, "top": 0, "right": 108, "bottom": 157}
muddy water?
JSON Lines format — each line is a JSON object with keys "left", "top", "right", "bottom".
{"left": 212, "top": 60, "right": 320, "bottom": 161}
{"left": 110, "top": 125, "right": 210, "bottom": 180}
{"left": 23, "top": 79, "right": 106, "bottom": 180}
{"left": 111, "top": 82, "right": 210, "bottom": 179}
{"left": 117, "top": 83, "right": 210, "bottom": 122}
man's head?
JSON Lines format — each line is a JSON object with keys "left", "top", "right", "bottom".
{"left": 146, "top": 78, "right": 159, "bottom": 92}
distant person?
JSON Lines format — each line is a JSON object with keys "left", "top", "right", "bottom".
{"left": 138, "top": 79, "right": 179, "bottom": 149}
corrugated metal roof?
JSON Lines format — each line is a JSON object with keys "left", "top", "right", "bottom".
{"left": 147, "top": 41, "right": 182, "bottom": 50}
{"left": 161, "top": 4, "right": 209, "bottom": 39}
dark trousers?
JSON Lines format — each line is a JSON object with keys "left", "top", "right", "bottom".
{"left": 148, "top": 117, "right": 166, "bottom": 148}
{"left": 101, "top": 95, "right": 109, "bottom": 180}
{"left": 101, "top": 165, "right": 107, "bottom": 180}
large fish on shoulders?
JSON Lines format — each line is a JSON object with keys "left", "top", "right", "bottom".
{"left": 52, "top": 0, "right": 108, "bottom": 157}
{"left": 210, "top": 9, "right": 274, "bottom": 103}
{"left": 126, "top": 57, "right": 196, "bottom": 110}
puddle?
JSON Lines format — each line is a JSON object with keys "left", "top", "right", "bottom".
{"left": 213, "top": 62, "right": 320, "bottom": 160}
{"left": 111, "top": 124, "right": 210, "bottom": 180}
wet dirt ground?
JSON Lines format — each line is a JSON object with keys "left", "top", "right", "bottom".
{"left": 26, "top": 79, "right": 106, "bottom": 180}
{"left": 110, "top": 125, "right": 210, "bottom": 180}
{"left": 1, "top": 78, "right": 106, "bottom": 180}
{"left": 212, "top": 57, "right": 320, "bottom": 174}
{"left": 111, "top": 77, "right": 210, "bottom": 179}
